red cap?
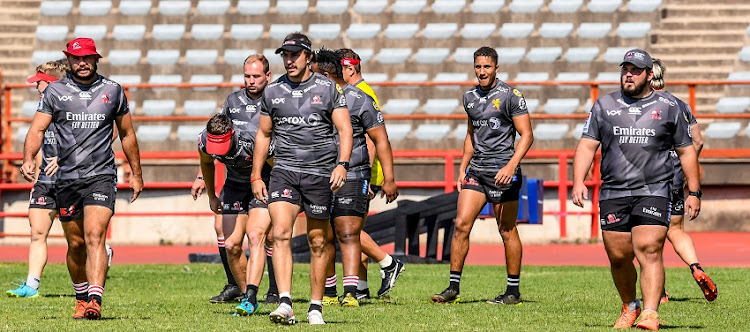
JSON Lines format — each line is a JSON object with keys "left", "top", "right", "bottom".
{"left": 63, "top": 37, "right": 102, "bottom": 58}
{"left": 26, "top": 71, "right": 60, "bottom": 84}
{"left": 206, "top": 129, "right": 233, "bottom": 155}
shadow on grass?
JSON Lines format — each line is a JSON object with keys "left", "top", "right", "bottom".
{"left": 42, "top": 294, "right": 75, "bottom": 298}
{"left": 660, "top": 324, "right": 704, "bottom": 329}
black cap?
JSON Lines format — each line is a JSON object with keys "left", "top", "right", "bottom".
{"left": 275, "top": 37, "right": 312, "bottom": 54}
{"left": 620, "top": 48, "right": 653, "bottom": 69}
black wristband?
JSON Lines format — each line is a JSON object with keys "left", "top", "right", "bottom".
{"left": 337, "top": 161, "right": 350, "bottom": 171}
{"left": 688, "top": 190, "right": 702, "bottom": 199}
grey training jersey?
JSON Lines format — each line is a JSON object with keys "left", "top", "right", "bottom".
{"left": 38, "top": 74, "right": 128, "bottom": 180}
{"left": 582, "top": 90, "right": 693, "bottom": 200}
{"left": 219, "top": 89, "right": 263, "bottom": 132}
{"left": 666, "top": 93, "right": 698, "bottom": 190}
{"left": 464, "top": 80, "right": 529, "bottom": 172}
{"left": 341, "top": 84, "right": 385, "bottom": 179}
{"left": 260, "top": 72, "right": 347, "bottom": 176}
{"left": 198, "top": 128, "right": 270, "bottom": 183}
{"left": 34, "top": 95, "right": 59, "bottom": 184}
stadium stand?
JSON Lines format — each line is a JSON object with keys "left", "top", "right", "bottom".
{"left": 224, "top": 49, "right": 257, "bottom": 65}
{"left": 470, "top": 0, "right": 504, "bottom": 13}
{"left": 196, "top": 0, "right": 230, "bottom": 15}
{"left": 460, "top": 24, "right": 496, "bottom": 39}
{"left": 35, "top": 25, "right": 68, "bottom": 42}
{"left": 31, "top": 51, "right": 61, "bottom": 65}
{"left": 136, "top": 124, "right": 172, "bottom": 141}
{"left": 146, "top": 50, "right": 180, "bottom": 66}
{"left": 376, "top": 48, "right": 412, "bottom": 64}
{"left": 453, "top": 48, "right": 476, "bottom": 64}
{"left": 112, "top": 25, "right": 146, "bottom": 41}
{"left": 354, "top": 49, "right": 374, "bottom": 63}
{"left": 183, "top": 100, "right": 217, "bottom": 116}
{"left": 577, "top": 23, "right": 613, "bottom": 39}
{"left": 185, "top": 49, "right": 218, "bottom": 66}
{"left": 176, "top": 125, "right": 205, "bottom": 142}
{"left": 308, "top": 24, "right": 341, "bottom": 40}
{"left": 565, "top": 47, "right": 600, "bottom": 63}
{"left": 73, "top": 25, "right": 107, "bottom": 40}
{"left": 705, "top": 122, "right": 742, "bottom": 139}
{"left": 384, "top": 24, "right": 420, "bottom": 40}
{"left": 588, "top": 0, "right": 622, "bottom": 13}
{"left": 424, "top": 99, "right": 460, "bottom": 114}
{"left": 108, "top": 50, "right": 141, "bottom": 66}
{"left": 526, "top": 47, "right": 563, "bottom": 63}
{"left": 79, "top": 1, "right": 112, "bottom": 16}
{"left": 385, "top": 124, "right": 412, "bottom": 140}
{"left": 353, "top": 0, "right": 388, "bottom": 14}
{"left": 414, "top": 124, "right": 451, "bottom": 140}
{"left": 190, "top": 74, "right": 223, "bottom": 91}
{"left": 230, "top": 24, "right": 263, "bottom": 40}
{"left": 539, "top": 23, "right": 574, "bottom": 39}
{"left": 500, "top": 23, "right": 534, "bottom": 39}
{"left": 346, "top": 24, "right": 381, "bottom": 40}
{"left": 191, "top": 24, "right": 224, "bottom": 40}
{"left": 158, "top": 0, "right": 191, "bottom": 16}
{"left": 152, "top": 24, "right": 186, "bottom": 41}
{"left": 423, "top": 23, "right": 458, "bottom": 39}
{"left": 525, "top": 99, "right": 540, "bottom": 113}
{"left": 142, "top": 100, "right": 176, "bottom": 116}
{"left": 616, "top": 22, "right": 652, "bottom": 38}
{"left": 534, "top": 123, "right": 570, "bottom": 140}
{"left": 549, "top": 0, "right": 584, "bottom": 13}
{"left": 118, "top": 0, "right": 152, "bottom": 15}
{"left": 21, "top": 101, "right": 38, "bottom": 118}
{"left": 277, "top": 0, "right": 310, "bottom": 15}
{"left": 39, "top": 0, "right": 72, "bottom": 16}
{"left": 383, "top": 99, "right": 419, "bottom": 115}
{"left": 270, "top": 24, "right": 303, "bottom": 40}
{"left": 432, "top": 0, "right": 464, "bottom": 14}
{"left": 236, "top": 0, "right": 270, "bottom": 15}
{"left": 543, "top": 98, "right": 580, "bottom": 114}
{"left": 627, "top": 0, "right": 663, "bottom": 12}
{"left": 497, "top": 47, "right": 526, "bottom": 64}
{"left": 414, "top": 48, "right": 451, "bottom": 64}
{"left": 316, "top": 0, "right": 348, "bottom": 15}
{"left": 716, "top": 97, "right": 750, "bottom": 113}
{"left": 453, "top": 124, "right": 467, "bottom": 140}
{"left": 392, "top": 0, "right": 426, "bottom": 14}
{"left": 509, "top": 0, "right": 544, "bottom": 13}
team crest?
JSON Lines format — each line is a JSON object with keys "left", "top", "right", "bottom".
{"left": 492, "top": 98, "right": 500, "bottom": 111}
{"left": 100, "top": 93, "right": 111, "bottom": 104}
{"left": 513, "top": 89, "right": 523, "bottom": 97}
{"left": 650, "top": 109, "right": 661, "bottom": 120}
{"left": 312, "top": 95, "right": 322, "bottom": 105}
{"left": 36, "top": 197, "right": 46, "bottom": 205}
{"left": 281, "top": 189, "right": 293, "bottom": 198}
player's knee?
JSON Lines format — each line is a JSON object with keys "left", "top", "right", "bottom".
{"left": 307, "top": 234, "right": 327, "bottom": 252}
{"left": 337, "top": 233, "right": 360, "bottom": 246}
{"left": 67, "top": 237, "right": 86, "bottom": 251}
{"left": 29, "top": 228, "right": 49, "bottom": 242}
{"left": 608, "top": 251, "right": 634, "bottom": 266}
{"left": 225, "top": 238, "right": 242, "bottom": 254}
{"left": 246, "top": 231, "right": 265, "bottom": 247}
{"left": 453, "top": 219, "right": 473, "bottom": 236}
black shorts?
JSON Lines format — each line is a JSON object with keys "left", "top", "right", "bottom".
{"left": 332, "top": 178, "right": 370, "bottom": 218}
{"left": 268, "top": 168, "right": 333, "bottom": 220}
{"left": 599, "top": 196, "right": 670, "bottom": 232}
{"left": 670, "top": 188, "right": 684, "bottom": 216}
{"left": 461, "top": 168, "right": 522, "bottom": 203}
{"left": 220, "top": 178, "right": 269, "bottom": 214}
{"left": 29, "top": 181, "right": 57, "bottom": 210}
{"left": 56, "top": 174, "right": 117, "bottom": 222}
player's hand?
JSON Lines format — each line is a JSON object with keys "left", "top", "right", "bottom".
{"left": 43, "top": 157, "right": 59, "bottom": 177}
{"left": 456, "top": 174, "right": 465, "bottom": 192}
{"left": 380, "top": 179, "right": 399, "bottom": 204}
{"left": 571, "top": 182, "right": 588, "bottom": 208}
{"left": 191, "top": 178, "right": 205, "bottom": 200}
{"left": 208, "top": 195, "right": 222, "bottom": 214}
{"left": 252, "top": 180, "right": 268, "bottom": 204}
{"left": 330, "top": 165, "right": 347, "bottom": 192}
{"left": 494, "top": 165, "right": 515, "bottom": 185}
{"left": 367, "top": 186, "right": 375, "bottom": 200}
{"left": 685, "top": 195, "right": 701, "bottom": 221}
{"left": 129, "top": 173, "right": 144, "bottom": 203}
{"left": 20, "top": 160, "right": 37, "bottom": 182}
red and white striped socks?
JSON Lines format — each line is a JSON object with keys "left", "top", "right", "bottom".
{"left": 88, "top": 284, "right": 104, "bottom": 304}
{"left": 343, "top": 275, "right": 359, "bottom": 296}
{"left": 73, "top": 281, "right": 88, "bottom": 301}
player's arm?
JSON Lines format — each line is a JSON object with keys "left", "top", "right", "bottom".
{"left": 690, "top": 123, "right": 703, "bottom": 156}
{"left": 331, "top": 106, "right": 353, "bottom": 191}
{"left": 366, "top": 135, "right": 376, "bottom": 165}
{"left": 495, "top": 113, "right": 533, "bottom": 185}
{"left": 676, "top": 145, "right": 700, "bottom": 220}
{"left": 366, "top": 125, "right": 398, "bottom": 203}
{"left": 251, "top": 114, "right": 273, "bottom": 203}
{"left": 191, "top": 167, "right": 205, "bottom": 200}
{"left": 116, "top": 112, "right": 143, "bottom": 203}
{"left": 457, "top": 118, "right": 474, "bottom": 191}
{"left": 572, "top": 138, "right": 600, "bottom": 207}
{"left": 21, "top": 112, "right": 52, "bottom": 182}
{"left": 199, "top": 150, "right": 221, "bottom": 214}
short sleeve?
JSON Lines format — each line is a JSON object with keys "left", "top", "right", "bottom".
{"left": 259, "top": 92, "right": 270, "bottom": 116}
{"left": 115, "top": 87, "right": 129, "bottom": 117}
{"left": 507, "top": 88, "right": 529, "bottom": 117}
{"left": 581, "top": 100, "right": 602, "bottom": 141}
{"left": 218, "top": 98, "right": 229, "bottom": 115}
{"left": 332, "top": 84, "right": 347, "bottom": 111}
{"left": 197, "top": 130, "right": 208, "bottom": 153}
{"left": 680, "top": 101, "right": 697, "bottom": 126}
{"left": 360, "top": 96, "right": 385, "bottom": 130}
{"left": 38, "top": 91, "right": 55, "bottom": 116}
{"left": 672, "top": 104, "right": 693, "bottom": 148}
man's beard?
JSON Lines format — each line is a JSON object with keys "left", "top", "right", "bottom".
{"left": 72, "top": 63, "right": 97, "bottom": 81}
{"left": 621, "top": 78, "right": 649, "bottom": 98}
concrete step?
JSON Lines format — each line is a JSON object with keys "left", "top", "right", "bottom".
{"left": 651, "top": 29, "right": 746, "bottom": 44}
{"left": 662, "top": 4, "right": 750, "bottom": 18}
{"left": 651, "top": 42, "right": 744, "bottom": 55}
{"left": 660, "top": 17, "right": 750, "bottom": 30}
{"left": 0, "top": 21, "right": 39, "bottom": 33}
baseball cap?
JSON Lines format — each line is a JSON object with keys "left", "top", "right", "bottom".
{"left": 205, "top": 129, "right": 234, "bottom": 155}
{"left": 63, "top": 37, "right": 102, "bottom": 58}
{"left": 275, "top": 36, "right": 312, "bottom": 54}
{"left": 620, "top": 48, "right": 653, "bottom": 69}
{"left": 26, "top": 71, "right": 60, "bottom": 84}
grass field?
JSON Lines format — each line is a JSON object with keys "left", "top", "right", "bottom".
{"left": 1, "top": 262, "right": 746, "bottom": 331}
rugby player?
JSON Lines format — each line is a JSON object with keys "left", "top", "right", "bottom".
{"left": 650, "top": 59, "right": 716, "bottom": 303}
{"left": 251, "top": 33, "right": 352, "bottom": 325}
{"left": 310, "top": 48, "right": 399, "bottom": 307}
{"left": 572, "top": 49, "right": 701, "bottom": 330}
{"left": 20, "top": 38, "right": 143, "bottom": 319}
{"left": 431, "top": 47, "right": 534, "bottom": 305}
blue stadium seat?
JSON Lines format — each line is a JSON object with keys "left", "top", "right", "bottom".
{"left": 142, "top": 100, "right": 176, "bottom": 116}
{"left": 109, "top": 75, "right": 142, "bottom": 85}
{"left": 147, "top": 49, "right": 180, "bottom": 65}
{"left": 308, "top": 24, "right": 341, "bottom": 40}
{"left": 224, "top": 49, "right": 257, "bottom": 65}
{"left": 573, "top": 123, "right": 585, "bottom": 139}
{"left": 237, "top": 0, "right": 270, "bottom": 15}
{"left": 376, "top": 48, "right": 412, "bottom": 64}
{"left": 500, "top": 23, "right": 534, "bottom": 39}
{"left": 384, "top": 24, "right": 420, "bottom": 39}
{"left": 382, "top": 99, "right": 419, "bottom": 114}
{"left": 346, "top": 24, "right": 381, "bottom": 40}
{"left": 739, "top": 47, "right": 750, "bottom": 62}
{"left": 555, "top": 72, "right": 590, "bottom": 89}
{"left": 136, "top": 125, "right": 172, "bottom": 141}
{"left": 414, "top": 124, "right": 451, "bottom": 140}
{"left": 616, "top": 22, "right": 652, "bottom": 38}
{"left": 113, "top": 25, "right": 146, "bottom": 41}
{"left": 453, "top": 124, "right": 467, "bottom": 140}
{"left": 186, "top": 49, "right": 218, "bottom": 66}
{"left": 497, "top": 47, "right": 526, "bottom": 64}
{"left": 588, "top": 0, "right": 622, "bottom": 13}
{"left": 270, "top": 24, "right": 303, "bottom": 40}
{"left": 514, "top": 72, "right": 550, "bottom": 90}
{"left": 40, "top": 1, "right": 72, "bottom": 16}
{"left": 705, "top": 122, "right": 741, "bottom": 139}
{"left": 509, "top": 0, "right": 543, "bottom": 13}
{"left": 316, "top": 0, "right": 348, "bottom": 15}
{"left": 191, "top": 24, "right": 224, "bottom": 40}
{"left": 152, "top": 24, "right": 185, "bottom": 41}
{"left": 197, "top": 0, "right": 230, "bottom": 15}
{"left": 544, "top": 98, "right": 580, "bottom": 114}
{"left": 539, "top": 23, "right": 574, "bottom": 39}
{"left": 385, "top": 124, "right": 412, "bottom": 140}
{"left": 470, "top": 0, "right": 505, "bottom": 14}
{"left": 22, "top": 101, "right": 39, "bottom": 118}
{"left": 31, "top": 51, "right": 62, "bottom": 65}
{"left": 627, "top": 0, "right": 661, "bottom": 12}
{"left": 230, "top": 24, "right": 263, "bottom": 40}
{"left": 108, "top": 50, "right": 141, "bottom": 66}
{"left": 354, "top": 49, "right": 374, "bottom": 63}
{"left": 353, "top": 0, "right": 388, "bottom": 14}
{"left": 424, "top": 99, "right": 460, "bottom": 114}
{"left": 176, "top": 125, "right": 205, "bottom": 142}
{"left": 158, "top": 0, "right": 190, "bottom": 16}
{"left": 603, "top": 47, "right": 635, "bottom": 63}
{"left": 362, "top": 73, "right": 388, "bottom": 83}
{"left": 461, "top": 23, "right": 496, "bottom": 39}
{"left": 79, "top": 1, "right": 112, "bottom": 16}
{"left": 190, "top": 75, "right": 224, "bottom": 91}
{"left": 577, "top": 22, "right": 612, "bottom": 39}
{"left": 432, "top": 0, "right": 464, "bottom": 14}
{"left": 526, "top": 47, "right": 562, "bottom": 63}
{"left": 183, "top": 100, "right": 217, "bottom": 116}
{"left": 565, "top": 47, "right": 600, "bottom": 62}
{"left": 118, "top": 0, "right": 151, "bottom": 15}
{"left": 534, "top": 123, "right": 570, "bottom": 140}
{"left": 36, "top": 25, "right": 68, "bottom": 41}
{"left": 549, "top": 0, "right": 583, "bottom": 13}
{"left": 414, "top": 48, "right": 451, "bottom": 64}
{"left": 277, "top": 0, "right": 309, "bottom": 15}
{"left": 392, "top": 0, "right": 426, "bottom": 14}
{"left": 422, "top": 23, "right": 458, "bottom": 39}
{"left": 149, "top": 74, "right": 182, "bottom": 90}
{"left": 73, "top": 25, "right": 107, "bottom": 40}
{"left": 716, "top": 97, "right": 750, "bottom": 113}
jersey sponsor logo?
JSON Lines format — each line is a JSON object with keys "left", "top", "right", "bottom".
{"left": 101, "top": 78, "right": 119, "bottom": 86}
{"left": 348, "top": 91, "right": 362, "bottom": 99}
{"left": 100, "top": 93, "right": 111, "bottom": 104}
{"left": 337, "top": 196, "right": 353, "bottom": 205}
{"left": 292, "top": 90, "right": 303, "bottom": 98}
{"left": 606, "top": 109, "right": 621, "bottom": 116}
{"left": 472, "top": 117, "right": 501, "bottom": 130}
{"left": 58, "top": 95, "right": 73, "bottom": 102}
{"left": 642, "top": 206, "right": 663, "bottom": 218}
{"left": 231, "top": 120, "right": 248, "bottom": 126}
{"left": 361, "top": 179, "right": 369, "bottom": 194}
{"left": 246, "top": 104, "right": 256, "bottom": 112}
{"left": 315, "top": 78, "right": 332, "bottom": 87}
{"left": 625, "top": 51, "right": 646, "bottom": 61}
{"left": 497, "top": 86, "right": 509, "bottom": 93}
{"left": 628, "top": 107, "right": 641, "bottom": 115}
{"left": 79, "top": 91, "right": 92, "bottom": 100}
{"left": 44, "top": 130, "right": 57, "bottom": 145}
{"left": 92, "top": 193, "right": 108, "bottom": 201}
{"left": 271, "top": 191, "right": 280, "bottom": 198}
{"left": 312, "top": 95, "right": 322, "bottom": 105}
{"left": 659, "top": 96, "right": 676, "bottom": 107}
{"left": 582, "top": 112, "right": 592, "bottom": 133}
{"left": 487, "top": 189, "right": 503, "bottom": 198}
{"left": 302, "top": 84, "right": 318, "bottom": 93}
{"left": 614, "top": 126, "right": 656, "bottom": 144}
{"left": 66, "top": 112, "right": 106, "bottom": 121}
{"left": 650, "top": 109, "right": 662, "bottom": 120}
{"left": 271, "top": 97, "right": 285, "bottom": 105}
{"left": 229, "top": 107, "right": 241, "bottom": 113}
{"left": 309, "top": 204, "right": 328, "bottom": 215}
{"left": 512, "top": 89, "right": 523, "bottom": 97}
{"left": 642, "top": 100, "right": 657, "bottom": 107}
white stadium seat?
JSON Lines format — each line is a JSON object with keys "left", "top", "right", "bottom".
{"left": 269, "top": 24, "right": 303, "bottom": 40}
{"left": 32, "top": 51, "right": 63, "bottom": 65}
{"left": 392, "top": 0, "right": 426, "bottom": 14}
{"left": 453, "top": 124, "right": 467, "bottom": 140}
{"left": 422, "top": 23, "right": 458, "bottom": 39}
{"left": 424, "top": 99, "right": 459, "bottom": 114}
{"left": 73, "top": 25, "right": 107, "bottom": 40}
{"left": 577, "top": 23, "right": 612, "bottom": 39}
{"left": 230, "top": 24, "right": 264, "bottom": 40}
{"left": 526, "top": 47, "right": 562, "bottom": 63}
{"left": 497, "top": 47, "right": 526, "bottom": 64}
{"left": 361, "top": 73, "right": 388, "bottom": 83}
{"left": 22, "top": 101, "right": 39, "bottom": 118}
{"left": 509, "top": 0, "right": 543, "bottom": 13}
{"left": 588, "top": 0, "right": 622, "bottom": 13}
{"left": 190, "top": 74, "right": 224, "bottom": 91}
{"left": 414, "top": 124, "right": 451, "bottom": 140}
{"left": 147, "top": 50, "right": 180, "bottom": 65}
{"left": 728, "top": 72, "right": 750, "bottom": 87}
{"left": 461, "top": 23, "right": 496, "bottom": 39}
{"left": 524, "top": 99, "right": 540, "bottom": 113}
{"left": 573, "top": 123, "right": 585, "bottom": 139}
{"left": 392, "top": 73, "right": 429, "bottom": 87}
{"left": 191, "top": 24, "right": 224, "bottom": 40}
{"left": 500, "top": 23, "right": 534, "bottom": 39}
{"left": 346, "top": 24, "right": 381, "bottom": 40}
{"left": 432, "top": 0, "right": 464, "bottom": 14}
{"left": 603, "top": 47, "right": 635, "bottom": 64}
{"left": 276, "top": 0, "right": 309, "bottom": 15}
{"left": 152, "top": 24, "right": 185, "bottom": 41}
{"left": 176, "top": 125, "right": 205, "bottom": 142}
{"left": 197, "top": 0, "right": 230, "bottom": 15}
{"left": 149, "top": 74, "right": 183, "bottom": 90}
{"left": 470, "top": 0, "right": 505, "bottom": 14}
{"left": 544, "top": 98, "right": 580, "bottom": 114}
{"left": 739, "top": 47, "right": 750, "bottom": 62}
{"left": 40, "top": 1, "right": 72, "bottom": 16}
{"left": 118, "top": 0, "right": 151, "bottom": 15}
{"left": 354, "top": 49, "right": 374, "bottom": 63}
{"left": 230, "top": 74, "right": 244, "bottom": 84}
{"left": 627, "top": 0, "right": 661, "bottom": 12}
{"left": 316, "top": 0, "right": 347, "bottom": 15}
{"left": 534, "top": 123, "right": 570, "bottom": 140}
{"left": 185, "top": 49, "right": 218, "bottom": 66}
{"left": 453, "top": 48, "right": 475, "bottom": 64}
{"left": 224, "top": 49, "right": 257, "bottom": 65}
{"left": 137, "top": 125, "right": 171, "bottom": 141}
{"left": 433, "top": 72, "right": 469, "bottom": 83}
{"left": 596, "top": 72, "right": 621, "bottom": 88}
{"left": 716, "top": 97, "right": 750, "bottom": 113}
{"left": 158, "top": 0, "right": 190, "bottom": 16}
{"left": 555, "top": 72, "right": 590, "bottom": 89}
{"left": 705, "top": 122, "right": 741, "bottom": 139}
{"left": 237, "top": 0, "right": 270, "bottom": 15}
{"left": 353, "top": 0, "right": 387, "bottom": 14}
{"left": 15, "top": 126, "right": 30, "bottom": 141}
{"left": 79, "top": 1, "right": 111, "bottom": 16}
{"left": 308, "top": 24, "right": 341, "bottom": 40}
{"left": 514, "top": 72, "right": 550, "bottom": 90}
{"left": 539, "top": 23, "right": 574, "bottom": 39}
{"left": 565, "top": 47, "right": 600, "bottom": 62}
{"left": 414, "top": 48, "right": 450, "bottom": 64}
{"left": 36, "top": 25, "right": 68, "bottom": 41}
{"left": 383, "top": 99, "right": 419, "bottom": 114}
{"left": 616, "top": 22, "right": 652, "bottom": 38}
{"left": 108, "top": 50, "right": 141, "bottom": 66}
{"left": 109, "top": 75, "right": 142, "bottom": 85}
{"left": 497, "top": 72, "right": 510, "bottom": 81}
{"left": 384, "top": 24, "right": 420, "bottom": 40}
{"left": 385, "top": 124, "right": 412, "bottom": 140}
{"left": 183, "top": 100, "right": 217, "bottom": 116}
{"left": 549, "top": 0, "right": 583, "bottom": 13}
{"left": 142, "top": 100, "right": 176, "bottom": 116}
{"left": 113, "top": 25, "right": 146, "bottom": 41}
{"left": 376, "top": 48, "right": 412, "bottom": 64}
{"left": 263, "top": 49, "right": 282, "bottom": 65}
